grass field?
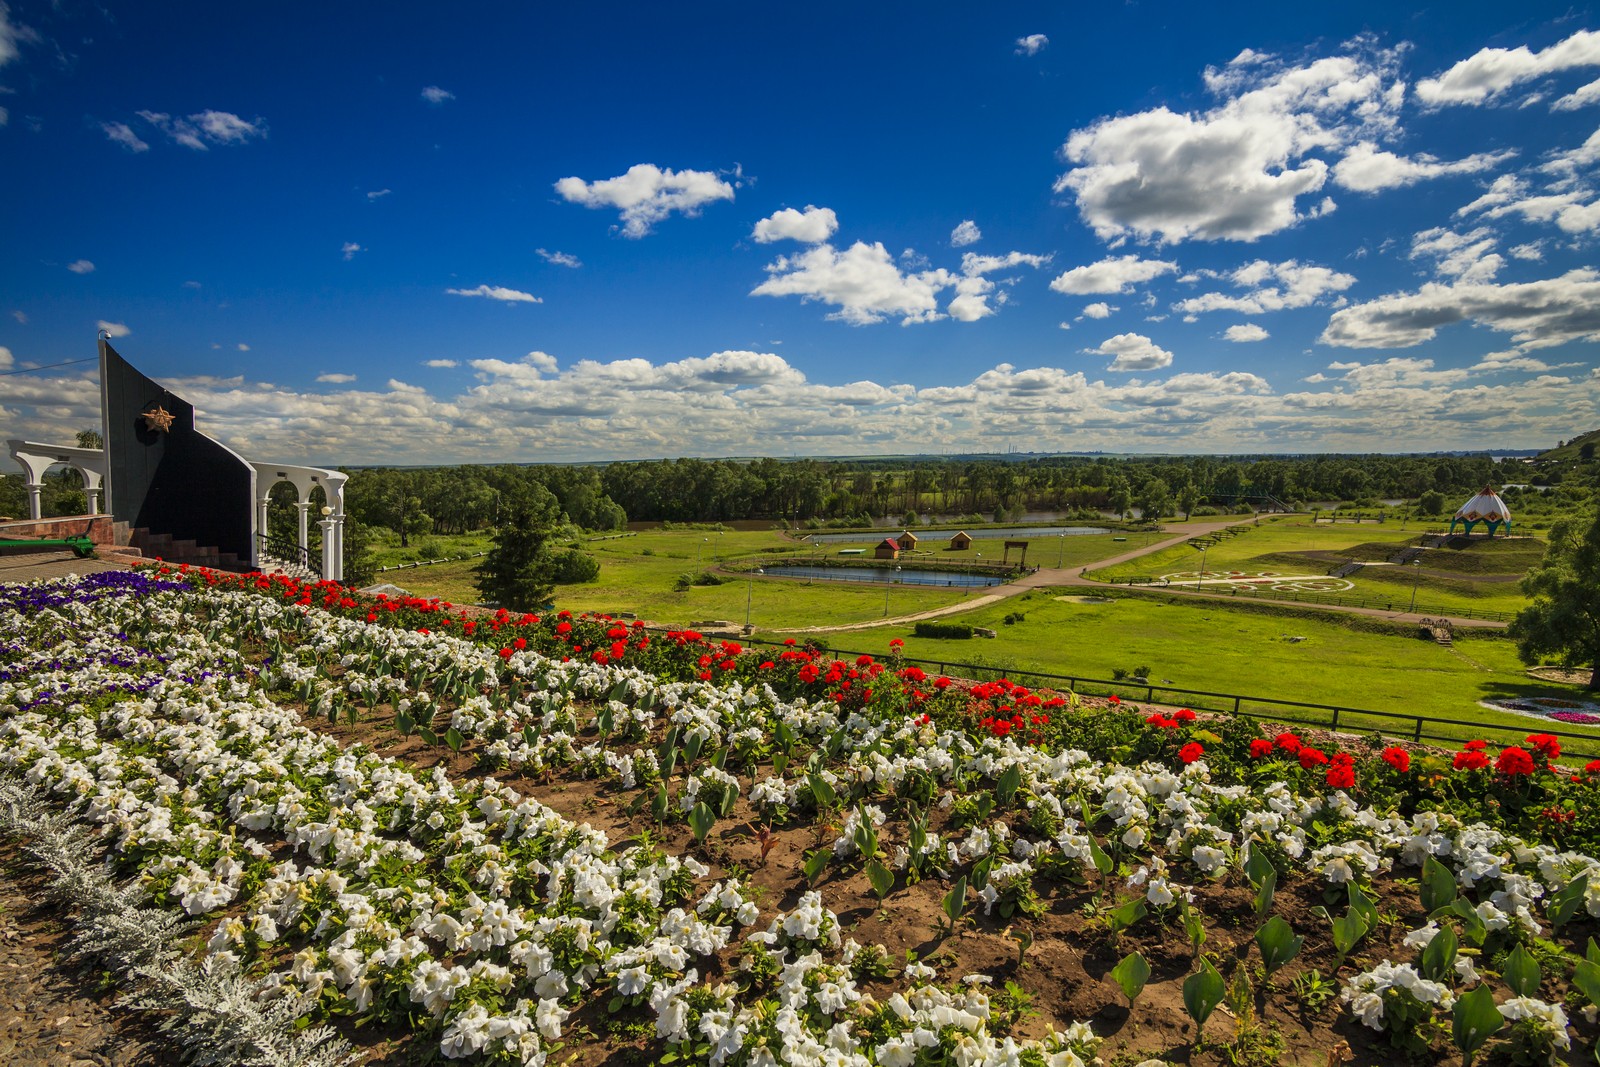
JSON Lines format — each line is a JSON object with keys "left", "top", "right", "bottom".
{"left": 1086, "top": 515, "right": 1540, "bottom": 617}
{"left": 798, "top": 588, "right": 1596, "bottom": 750}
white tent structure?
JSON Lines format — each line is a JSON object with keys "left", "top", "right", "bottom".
{"left": 1447, "top": 486, "right": 1512, "bottom": 536}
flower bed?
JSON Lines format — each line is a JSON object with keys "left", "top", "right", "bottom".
{"left": 2, "top": 564, "right": 1599, "bottom": 1066}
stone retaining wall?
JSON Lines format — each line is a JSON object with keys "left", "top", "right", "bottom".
{"left": 0, "top": 515, "right": 113, "bottom": 545}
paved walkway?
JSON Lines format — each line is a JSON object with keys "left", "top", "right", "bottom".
{"left": 772, "top": 517, "right": 1508, "bottom": 633}
{"left": 0, "top": 548, "right": 129, "bottom": 584}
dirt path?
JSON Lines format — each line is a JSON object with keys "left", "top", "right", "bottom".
{"left": 772, "top": 517, "right": 1509, "bottom": 633}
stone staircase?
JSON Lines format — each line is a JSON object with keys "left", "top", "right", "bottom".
{"left": 105, "top": 523, "right": 250, "bottom": 572}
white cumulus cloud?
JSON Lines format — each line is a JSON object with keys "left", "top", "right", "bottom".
{"left": 1082, "top": 302, "right": 1114, "bottom": 319}
{"left": 424, "top": 359, "right": 459, "bottom": 368}
{"left": 317, "top": 373, "right": 356, "bottom": 384}
{"left": 421, "top": 86, "right": 455, "bottom": 104}
{"left": 1224, "top": 323, "right": 1269, "bottom": 342}
{"left": 555, "top": 163, "right": 735, "bottom": 238}
{"left": 1332, "top": 142, "right": 1516, "bottom": 192}
{"left": 1172, "top": 259, "right": 1355, "bottom": 316}
{"left": 752, "top": 205, "right": 838, "bottom": 244}
{"left": 1320, "top": 269, "right": 1600, "bottom": 352}
{"left": 950, "top": 219, "right": 982, "bottom": 246}
{"left": 367, "top": 188, "right": 391, "bottom": 200}
{"left": 1057, "top": 43, "right": 1406, "bottom": 243}
{"left": 66, "top": 260, "right": 94, "bottom": 274}
{"left": 1050, "top": 254, "right": 1178, "bottom": 295}
{"left": 752, "top": 242, "right": 950, "bottom": 325}
{"left": 1417, "top": 29, "right": 1600, "bottom": 106}
{"left": 1015, "top": 34, "right": 1049, "bottom": 56}
{"left": 342, "top": 242, "right": 364, "bottom": 261}
{"left": 446, "top": 285, "right": 543, "bottom": 304}
{"left": 1091, "top": 332, "right": 1174, "bottom": 371}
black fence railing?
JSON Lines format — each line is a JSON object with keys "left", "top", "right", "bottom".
{"left": 256, "top": 533, "right": 320, "bottom": 577}
{"left": 739, "top": 637, "right": 1599, "bottom": 759}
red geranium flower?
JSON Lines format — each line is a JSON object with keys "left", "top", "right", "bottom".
{"left": 1454, "top": 750, "right": 1490, "bottom": 771}
{"left": 1298, "top": 747, "right": 1328, "bottom": 769}
{"left": 1526, "top": 733, "right": 1562, "bottom": 761}
{"left": 1249, "top": 738, "right": 1274, "bottom": 759}
{"left": 1326, "top": 763, "right": 1356, "bottom": 789}
{"left": 1464, "top": 739, "right": 1487, "bottom": 751}
{"left": 1108, "top": 693, "right": 1120, "bottom": 704}
{"left": 1274, "top": 732, "right": 1302, "bottom": 754}
{"left": 1179, "top": 742, "right": 1205, "bottom": 764}
{"left": 1380, "top": 747, "right": 1410, "bottom": 773}
{"left": 1496, "top": 746, "right": 1536, "bottom": 777}
{"left": 1174, "top": 708, "right": 1197, "bottom": 722}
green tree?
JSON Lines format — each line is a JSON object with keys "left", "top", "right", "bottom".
{"left": 1177, "top": 483, "right": 1202, "bottom": 520}
{"left": 474, "top": 488, "right": 563, "bottom": 610}
{"left": 75, "top": 429, "right": 104, "bottom": 450}
{"left": 1510, "top": 503, "right": 1600, "bottom": 690}
{"left": 1417, "top": 489, "right": 1446, "bottom": 516}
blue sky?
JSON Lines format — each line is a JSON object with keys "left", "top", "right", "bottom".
{"left": 3, "top": 1, "right": 1600, "bottom": 464}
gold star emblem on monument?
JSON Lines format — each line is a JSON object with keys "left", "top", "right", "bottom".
{"left": 141, "top": 405, "right": 175, "bottom": 432}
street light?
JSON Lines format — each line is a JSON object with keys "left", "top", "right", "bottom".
{"left": 1197, "top": 543, "right": 1209, "bottom": 589}
{"left": 1057, "top": 532, "right": 1066, "bottom": 568}
{"left": 1408, "top": 558, "right": 1422, "bottom": 613}
{"left": 884, "top": 565, "right": 902, "bottom": 616}
{"left": 698, "top": 537, "right": 708, "bottom": 569}
{"left": 746, "top": 568, "right": 763, "bottom": 630}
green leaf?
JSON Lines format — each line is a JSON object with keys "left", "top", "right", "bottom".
{"left": 1502, "top": 943, "right": 1542, "bottom": 998}
{"left": 1255, "top": 914, "right": 1304, "bottom": 976}
{"left": 1547, "top": 873, "right": 1589, "bottom": 930}
{"left": 1448, "top": 897, "right": 1488, "bottom": 947}
{"left": 687, "top": 802, "right": 715, "bottom": 844}
{"left": 717, "top": 788, "right": 737, "bottom": 818}
{"left": 650, "top": 783, "right": 669, "bottom": 823}
{"left": 444, "top": 727, "right": 465, "bottom": 753}
{"left": 771, "top": 751, "right": 789, "bottom": 778}
{"left": 1571, "top": 959, "right": 1600, "bottom": 1007}
{"left": 522, "top": 724, "right": 538, "bottom": 748}
{"left": 1244, "top": 844, "right": 1276, "bottom": 890}
{"left": 1182, "top": 958, "right": 1226, "bottom": 1031}
{"left": 943, "top": 876, "right": 968, "bottom": 929}
{"left": 394, "top": 709, "right": 415, "bottom": 735}
{"left": 1252, "top": 867, "right": 1278, "bottom": 918}
{"left": 1088, "top": 837, "right": 1114, "bottom": 877}
{"left": 345, "top": 704, "right": 359, "bottom": 725}
{"left": 1182, "top": 901, "right": 1207, "bottom": 953}
{"left": 807, "top": 772, "right": 837, "bottom": 810}
{"left": 1420, "top": 923, "right": 1459, "bottom": 984}
{"left": 596, "top": 705, "right": 615, "bottom": 736}
{"left": 996, "top": 764, "right": 1023, "bottom": 806}
{"left": 1329, "top": 905, "right": 1371, "bottom": 959}
{"left": 1589, "top": 937, "right": 1600, "bottom": 967}
{"left": 1451, "top": 984, "right": 1503, "bottom": 1063}
{"left": 416, "top": 727, "right": 438, "bottom": 747}
{"left": 1347, "top": 882, "right": 1379, "bottom": 927}
{"left": 970, "top": 854, "right": 996, "bottom": 893}
{"left": 1421, "top": 853, "right": 1458, "bottom": 914}
{"left": 802, "top": 848, "right": 833, "bottom": 886}
{"left": 1110, "top": 951, "right": 1151, "bottom": 1006}
{"left": 683, "top": 731, "right": 705, "bottom": 765}
{"left": 1107, "top": 897, "right": 1148, "bottom": 936}
{"left": 853, "top": 807, "right": 879, "bottom": 861}
{"left": 865, "top": 859, "right": 894, "bottom": 899}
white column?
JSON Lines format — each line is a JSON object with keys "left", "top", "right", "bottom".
{"left": 295, "top": 502, "right": 312, "bottom": 552}
{"left": 320, "top": 517, "right": 337, "bottom": 578}
{"left": 257, "top": 499, "right": 270, "bottom": 543}
{"left": 332, "top": 517, "right": 344, "bottom": 582}
{"left": 85, "top": 486, "right": 99, "bottom": 515}
{"left": 24, "top": 483, "right": 42, "bottom": 520}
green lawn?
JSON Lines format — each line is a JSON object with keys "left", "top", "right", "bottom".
{"left": 1086, "top": 515, "right": 1539, "bottom": 619}
{"left": 805, "top": 588, "right": 1597, "bottom": 753}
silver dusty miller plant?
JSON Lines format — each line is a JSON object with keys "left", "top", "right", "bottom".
{"left": 0, "top": 778, "right": 358, "bottom": 1067}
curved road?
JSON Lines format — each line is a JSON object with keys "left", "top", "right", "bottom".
{"left": 771, "top": 517, "right": 1507, "bottom": 634}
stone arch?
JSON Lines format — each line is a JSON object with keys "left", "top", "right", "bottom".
{"left": 6, "top": 439, "right": 108, "bottom": 519}
{"left": 249, "top": 462, "right": 348, "bottom": 578}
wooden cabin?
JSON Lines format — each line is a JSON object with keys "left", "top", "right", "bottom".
{"left": 873, "top": 538, "right": 901, "bottom": 560}
{"left": 948, "top": 531, "right": 973, "bottom": 550}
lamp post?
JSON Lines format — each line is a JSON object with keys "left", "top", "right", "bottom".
{"left": 698, "top": 537, "right": 708, "bottom": 569}
{"left": 884, "top": 565, "right": 901, "bottom": 616}
{"left": 1197, "top": 543, "right": 1209, "bottom": 589}
{"left": 1057, "top": 532, "right": 1066, "bottom": 568}
{"left": 1408, "top": 558, "right": 1422, "bottom": 613}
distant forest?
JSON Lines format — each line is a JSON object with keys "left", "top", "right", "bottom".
{"left": 327, "top": 452, "right": 1578, "bottom": 543}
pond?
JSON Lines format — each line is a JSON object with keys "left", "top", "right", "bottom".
{"left": 764, "top": 566, "right": 1004, "bottom": 588}
{"left": 802, "top": 525, "right": 1108, "bottom": 544}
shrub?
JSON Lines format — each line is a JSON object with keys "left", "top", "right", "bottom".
{"left": 915, "top": 621, "right": 974, "bottom": 639}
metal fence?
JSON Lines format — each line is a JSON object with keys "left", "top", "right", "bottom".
{"left": 1091, "top": 578, "right": 1515, "bottom": 623}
